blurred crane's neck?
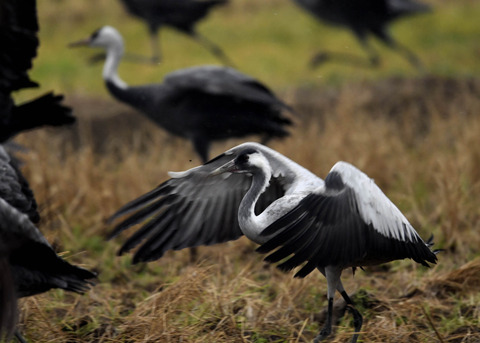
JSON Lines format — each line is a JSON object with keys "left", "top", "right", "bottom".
{"left": 103, "top": 43, "right": 128, "bottom": 90}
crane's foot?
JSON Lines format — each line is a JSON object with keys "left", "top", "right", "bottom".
{"left": 15, "top": 330, "right": 28, "bottom": 343}
{"left": 313, "top": 325, "right": 332, "bottom": 342}
{"left": 346, "top": 304, "right": 363, "bottom": 343}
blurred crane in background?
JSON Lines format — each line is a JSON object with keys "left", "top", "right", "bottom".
{"left": 292, "top": 0, "right": 431, "bottom": 69}
{"left": 70, "top": 26, "right": 293, "bottom": 164}
{"left": 118, "top": 0, "right": 233, "bottom": 65}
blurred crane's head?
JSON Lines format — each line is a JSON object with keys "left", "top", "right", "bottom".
{"left": 69, "top": 26, "right": 124, "bottom": 53}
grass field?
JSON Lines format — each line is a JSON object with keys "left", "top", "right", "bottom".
{"left": 8, "top": 0, "right": 480, "bottom": 342}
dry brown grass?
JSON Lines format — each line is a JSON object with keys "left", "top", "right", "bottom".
{"left": 11, "top": 76, "right": 480, "bottom": 342}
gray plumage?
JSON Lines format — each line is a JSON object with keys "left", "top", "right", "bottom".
{"left": 70, "top": 26, "right": 292, "bottom": 162}
{"left": 109, "top": 142, "right": 439, "bottom": 342}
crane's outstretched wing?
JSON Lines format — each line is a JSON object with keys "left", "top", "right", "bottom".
{"left": 163, "top": 66, "right": 292, "bottom": 111}
{"left": 108, "top": 142, "right": 287, "bottom": 264}
{"left": 257, "top": 161, "right": 438, "bottom": 277}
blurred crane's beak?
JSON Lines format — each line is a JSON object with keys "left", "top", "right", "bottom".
{"left": 210, "top": 160, "right": 238, "bottom": 176}
{"left": 68, "top": 38, "right": 91, "bottom": 48}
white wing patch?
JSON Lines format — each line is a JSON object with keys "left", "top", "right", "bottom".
{"left": 330, "top": 162, "right": 419, "bottom": 243}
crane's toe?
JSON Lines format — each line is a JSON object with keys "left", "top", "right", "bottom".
{"left": 346, "top": 304, "right": 363, "bottom": 343}
{"left": 313, "top": 326, "right": 332, "bottom": 342}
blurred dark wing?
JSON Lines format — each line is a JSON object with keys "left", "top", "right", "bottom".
{"left": 0, "top": 1, "right": 75, "bottom": 142}
{"left": 0, "top": 145, "right": 39, "bottom": 222}
{"left": 0, "top": 196, "right": 96, "bottom": 298}
{"left": 257, "top": 162, "right": 437, "bottom": 278}
{"left": 108, "top": 144, "right": 286, "bottom": 263}
{"left": 0, "top": 92, "right": 75, "bottom": 141}
{"left": 10, "top": 241, "right": 96, "bottom": 297}
{"left": 0, "top": 0, "right": 39, "bottom": 92}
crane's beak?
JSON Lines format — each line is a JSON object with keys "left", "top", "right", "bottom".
{"left": 210, "top": 160, "right": 238, "bottom": 176}
{"left": 68, "top": 38, "right": 91, "bottom": 48}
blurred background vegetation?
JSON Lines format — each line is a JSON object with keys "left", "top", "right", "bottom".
{"left": 19, "top": 0, "right": 480, "bottom": 99}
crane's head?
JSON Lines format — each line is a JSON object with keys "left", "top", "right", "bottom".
{"left": 210, "top": 148, "right": 271, "bottom": 176}
{"left": 69, "top": 26, "right": 124, "bottom": 51}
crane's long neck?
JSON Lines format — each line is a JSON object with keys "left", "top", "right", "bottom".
{"left": 103, "top": 44, "right": 128, "bottom": 90}
{"left": 238, "top": 167, "right": 272, "bottom": 243}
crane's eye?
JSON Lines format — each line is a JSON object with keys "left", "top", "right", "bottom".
{"left": 236, "top": 153, "right": 249, "bottom": 165}
{"left": 91, "top": 28, "right": 101, "bottom": 40}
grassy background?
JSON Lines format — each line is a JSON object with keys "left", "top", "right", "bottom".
{"left": 9, "top": 0, "right": 480, "bottom": 342}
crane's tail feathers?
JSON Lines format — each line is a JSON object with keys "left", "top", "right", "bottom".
{"left": 425, "top": 234, "right": 443, "bottom": 255}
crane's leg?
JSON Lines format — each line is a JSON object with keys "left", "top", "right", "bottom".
{"left": 149, "top": 30, "right": 162, "bottom": 64}
{"left": 357, "top": 35, "right": 381, "bottom": 67}
{"left": 192, "top": 32, "right": 235, "bottom": 67}
{"left": 373, "top": 28, "right": 423, "bottom": 70}
{"left": 316, "top": 267, "right": 363, "bottom": 343}
{"left": 309, "top": 34, "right": 379, "bottom": 69}
{"left": 314, "top": 266, "right": 342, "bottom": 342}
{"left": 338, "top": 287, "right": 363, "bottom": 343}
{"left": 15, "top": 331, "right": 28, "bottom": 343}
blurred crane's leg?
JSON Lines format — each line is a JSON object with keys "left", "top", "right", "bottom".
{"left": 149, "top": 29, "right": 162, "bottom": 64}
{"left": 372, "top": 28, "right": 423, "bottom": 70}
{"left": 309, "top": 34, "right": 379, "bottom": 69}
{"left": 192, "top": 32, "right": 235, "bottom": 67}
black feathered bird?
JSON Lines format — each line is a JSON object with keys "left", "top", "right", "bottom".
{"left": 118, "top": 0, "right": 233, "bottom": 64}
{"left": 70, "top": 26, "right": 292, "bottom": 163}
{"left": 0, "top": 0, "right": 75, "bottom": 142}
{"left": 108, "top": 142, "right": 439, "bottom": 343}
{"left": 0, "top": 145, "right": 96, "bottom": 342}
{"left": 0, "top": 0, "right": 91, "bottom": 340}
{"left": 292, "top": 0, "right": 431, "bottom": 69}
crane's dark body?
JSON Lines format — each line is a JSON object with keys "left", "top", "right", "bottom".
{"left": 293, "top": 0, "right": 431, "bottom": 68}
{"left": 118, "top": 0, "right": 231, "bottom": 64}
{"left": 105, "top": 66, "right": 292, "bottom": 162}
{"left": 120, "top": 0, "right": 227, "bottom": 34}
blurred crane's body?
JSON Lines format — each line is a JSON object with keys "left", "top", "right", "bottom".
{"left": 118, "top": 0, "right": 233, "bottom": 64}
{"left": 70, "top": 26, "right": 292, "bottom": 163}
{"left": 109, "top": 142, "right": 439, "bottom": 343}
{"left": 292, "top": 0, "right": 431, "bottom": 68}
{"left": 0, "top": 1, "right": 92, "bottom": 340}
{"left": 0, "top": 144, "right": 96, "bottom": 342}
